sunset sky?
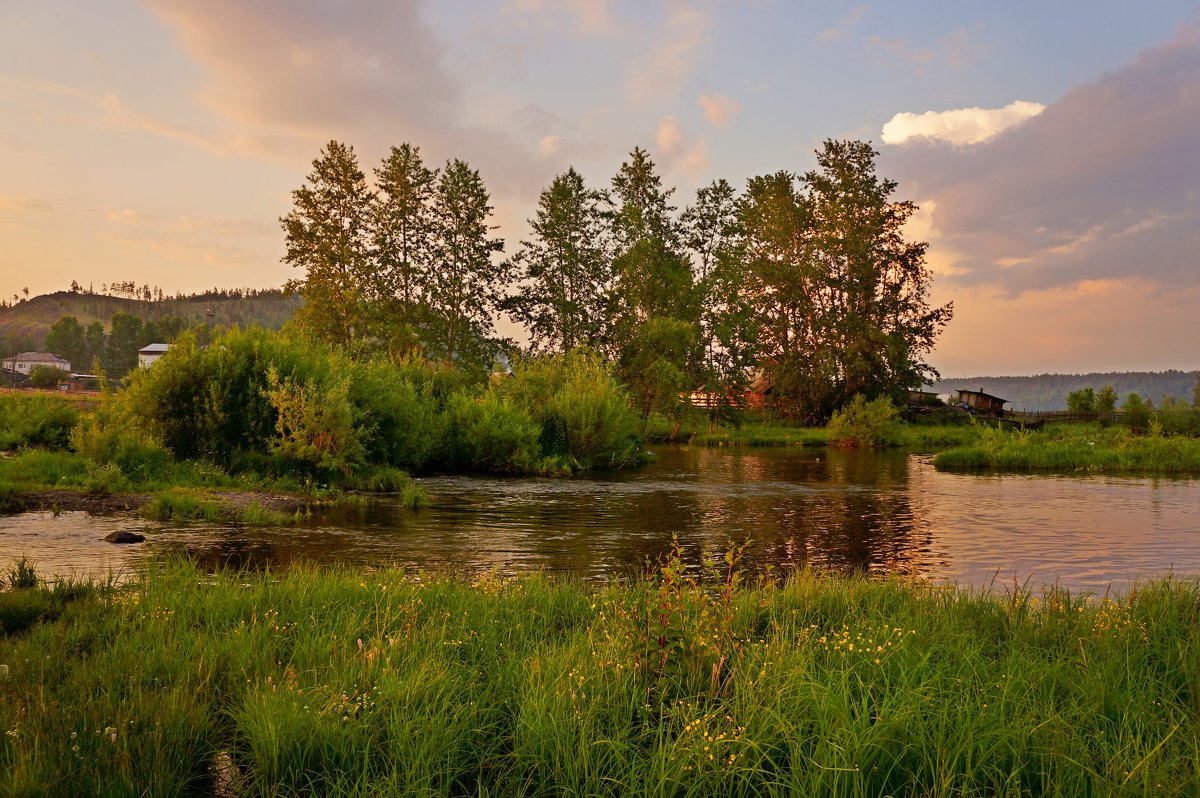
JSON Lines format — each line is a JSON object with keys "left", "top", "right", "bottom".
{"left": 2, "top": 1, "right": 1197, "bottom": 376}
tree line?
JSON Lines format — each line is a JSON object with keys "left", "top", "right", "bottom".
{"left": 284, "top": 139, "right": 951, "bottom": 422}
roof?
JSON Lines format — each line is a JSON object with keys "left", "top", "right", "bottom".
{"left": 956, "top": 388, "right": 1008, "bottom": 403}
{"left": 138, "top": 343, "right": 170, "bottom": 354}
{"left": 6, "top": 352, "right": 70, "bottom": 364}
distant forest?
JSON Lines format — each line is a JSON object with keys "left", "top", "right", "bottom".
{"left": 929, "top": 371, "right": 1200, "bottom": 412}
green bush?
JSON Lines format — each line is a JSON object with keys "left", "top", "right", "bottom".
{"left": 499, "top": 348, "right": 641, "bottom": 470}
{"left": 436, "top": 392, "right": 541, "bottom": 473}
{"left": 1122, "top": 392, "right": 1152, "bottom": 433}
{"left": 27, "top": 365, "right": 67, "bottom": 389}
{"left": 347, "top": 358, "right": 437, "bottom": 471}
{"left": 0, "top": 394, "right": 79, "bottom": 451}
{"left": 826, "top": 395, "right": 901, "bottom": 447}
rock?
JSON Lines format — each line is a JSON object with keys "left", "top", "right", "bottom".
{"left": 104, "top": 531, "right": 145, "bottom": 544}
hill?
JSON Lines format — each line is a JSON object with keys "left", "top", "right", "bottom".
{"left": 0, "top": 289, "right": 301, "bottom": 349}
{"left": 929, "top": 371, "right": 1199, "bottom": 412}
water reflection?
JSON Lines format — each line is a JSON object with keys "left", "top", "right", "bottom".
{"left": 1, "top": 446, "right": 1198, "bottom": 594}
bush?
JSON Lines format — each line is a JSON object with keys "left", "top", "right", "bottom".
{"left": 826, "top": 395, "right": 901, "bottom": 447}
{"left": 435, "top": 392, "right": 541, "bottom": 473}
{"left": 28, "top": 365, "right": 67, "bottom": 389}
{"left": 0, "top": 394, "right": 79, "bottom": 451}
{"left": 1122, "top": 393, "right": 1152, "bottom": 433}
{"left": 499, "top": 349, "right": 641, "bottom": 470}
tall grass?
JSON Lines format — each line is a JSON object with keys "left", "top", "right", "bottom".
{"left": 1, "top": 556, "right": 1198, "bottom": 796}
{"left": 935, "top": 425, "right": 1200, "bottom": 473}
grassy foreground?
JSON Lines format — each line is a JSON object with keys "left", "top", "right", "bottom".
{"left": 935, "top": 425, "right": 1200, "bottom": 474}
{"left": 2, "top": 557, "right": 1198, "bottom": 796}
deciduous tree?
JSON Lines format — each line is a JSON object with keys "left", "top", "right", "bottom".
{"left": 504, "top": 167, "right": 613, "bottom": 354}
{"left": 425, "top": 159, "right": 506, "bottom": 369}
{"left": 282, "top": 140, "right": 376, "bottom": 350}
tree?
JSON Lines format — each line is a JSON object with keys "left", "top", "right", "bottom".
{"left": 104, "top": 312, "right": 144, "bottom": 377}
{"left": 282, "top": 140, "right": 376, "bottom": 349}
{"left": 373, "top": 143, "right": 438, "bottom": 356}
{"left": 1066, "top": 387, "right": 1096, "bottom": 413}
{"left": 84, "top": 322, "right": 106, "bottom": 372}
{"left": 1096, "top": 385, "right": 1118, "bottom": 426}
{"left": 45, "top": 316, "right": 88, "bottom": 372}
{"left": 1122, "top": 392, "right": 1151, "bottom": 433}
{"left": 741, "top": 141, "right": 952, "bottom": 419}
{"left": 503, "top": 168, "right": 613, "bottom": 354}
{"left": 424, "top": 159, "right": 506, "bottom": 369}
{"left": 607, "top": 148, "right": 698, "bottom": 416}
{"left": 682, "top": 179, "right": 759, "bottom": 425}
{"left": 738, "top": 170, "right": 827, "bottom": 415}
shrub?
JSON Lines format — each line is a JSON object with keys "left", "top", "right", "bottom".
{"left": 1066, "top": 387, "right": 1096, "bottom": 413}
{"left": 826, "top": 395, "right": 901, "bottom": 447}
{"left": 264, "top": 368, "right": 364, "bottom": 479}
{"left": 1157, "top": 396, "right": 1200, "bottom": 436}
{"left": 0, "top": 394, "right": 79, "bottom": 451}
{"left": 436, "top": 392, "right": 541, "bottom": 473}
{"left": 1122, "top": 392, "right": 1152, "bottom": 433}
{"left": 28, "top": 365, "right": 67, "bottom": 389}
{"left": 499, "top": 348, "right": 641, "bottom": 470}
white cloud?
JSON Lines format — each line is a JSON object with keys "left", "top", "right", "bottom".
{"left": 697, "top": 93, "right": 740, "bottom": 128}
{"left": 881, "top": 100, "right": 1045, "bottom": 146}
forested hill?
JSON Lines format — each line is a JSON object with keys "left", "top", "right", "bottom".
{"left": 0, "top": 289, "right": 301, "bottom": 347}
{"left": 929, "top": 371, "right": 1199, "bottom": 411}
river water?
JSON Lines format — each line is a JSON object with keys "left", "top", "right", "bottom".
{"left": 2, "top": 446, "right": 1198, "bottom": 594}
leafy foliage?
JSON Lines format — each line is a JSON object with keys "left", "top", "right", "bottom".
{"left": 825, "top": 394, "right": 902, "bottom": 447}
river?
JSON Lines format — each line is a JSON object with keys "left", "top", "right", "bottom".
{"left": 2, "top": 446, "right": 1198, "bottom": 594}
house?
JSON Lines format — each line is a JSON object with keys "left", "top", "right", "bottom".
{"left": 955, "top": 389, "right": 1008, "bottom": 416}
{"left": 2, "top": 351, "right": 71, "bottom": 375}
{"left": 138, "top": 343, "right": 170, "bottom": 368}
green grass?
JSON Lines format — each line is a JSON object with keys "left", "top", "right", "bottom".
{"left": 934, "top": 425, "right": 1200, "bottom": 474}
{"left": 1, "top": 556, "right": 1198, "bottom": 796}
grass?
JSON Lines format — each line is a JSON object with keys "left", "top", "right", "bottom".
{"left": 934, "top": 424, "right": 1200, "bottom": 474}
{"left": 1, "top": 555, "right": 1198, "bottom": 796}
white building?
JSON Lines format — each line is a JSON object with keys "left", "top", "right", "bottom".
{"left": 137, "top": 343, "right": 170, "bottom": 368}
{"left": 2, "top": 351, "right": 71, "bottom": 374}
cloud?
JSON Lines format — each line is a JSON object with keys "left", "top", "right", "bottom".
{"left": 881, "top": 100, "right": 1045, "bottom": 146}
{"left": 655, "top": 115, "right": 708, "bottom": 176}
{"left": 697, "top": 93, "right": 740, "bottom": 128}
{"left": 144, "top": 0, "right": 546, "bottom": 196}
{"left": 628, "top": 2, "right": 713, "bottom": 104}
{"left": 881, "top": 24, "right": 1200, "bottom": 301}
{"left": 1, "top": 75, "right": 225, "bottom": 157}
{"left": 502, "top": 0, "right": 618, "bottom": 34}
{"left": 0, "top": 195, "right": 55, "bottom": 213}
{"left": 866, "top": 26, "right": 983, "bottom": 70}
{"left": 819, "top": 5, "right": 870, "bottom": 41}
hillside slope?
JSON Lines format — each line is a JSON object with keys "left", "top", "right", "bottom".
{"left": 0, "top": 290, "right": 301, "bottom": 346}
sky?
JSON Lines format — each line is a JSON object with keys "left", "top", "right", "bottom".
{"left": 1, "top": 1, "right": 1197, "bottom": 377}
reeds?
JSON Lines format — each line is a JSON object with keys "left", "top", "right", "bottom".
{"left": 2, "top": 557, "right": 1198, "bottom": 796}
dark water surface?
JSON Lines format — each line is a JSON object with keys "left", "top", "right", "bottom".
{"left": 2, "top": 446, "right": 1198, "bottom": 594}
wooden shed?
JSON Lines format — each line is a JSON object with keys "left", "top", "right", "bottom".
{"left": 955, "top": 389, "right": 1008, "bottom": 416}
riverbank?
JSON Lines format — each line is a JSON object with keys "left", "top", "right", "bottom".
{"left": 2, "top": 559, "right": 1197, "bottom": 796}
